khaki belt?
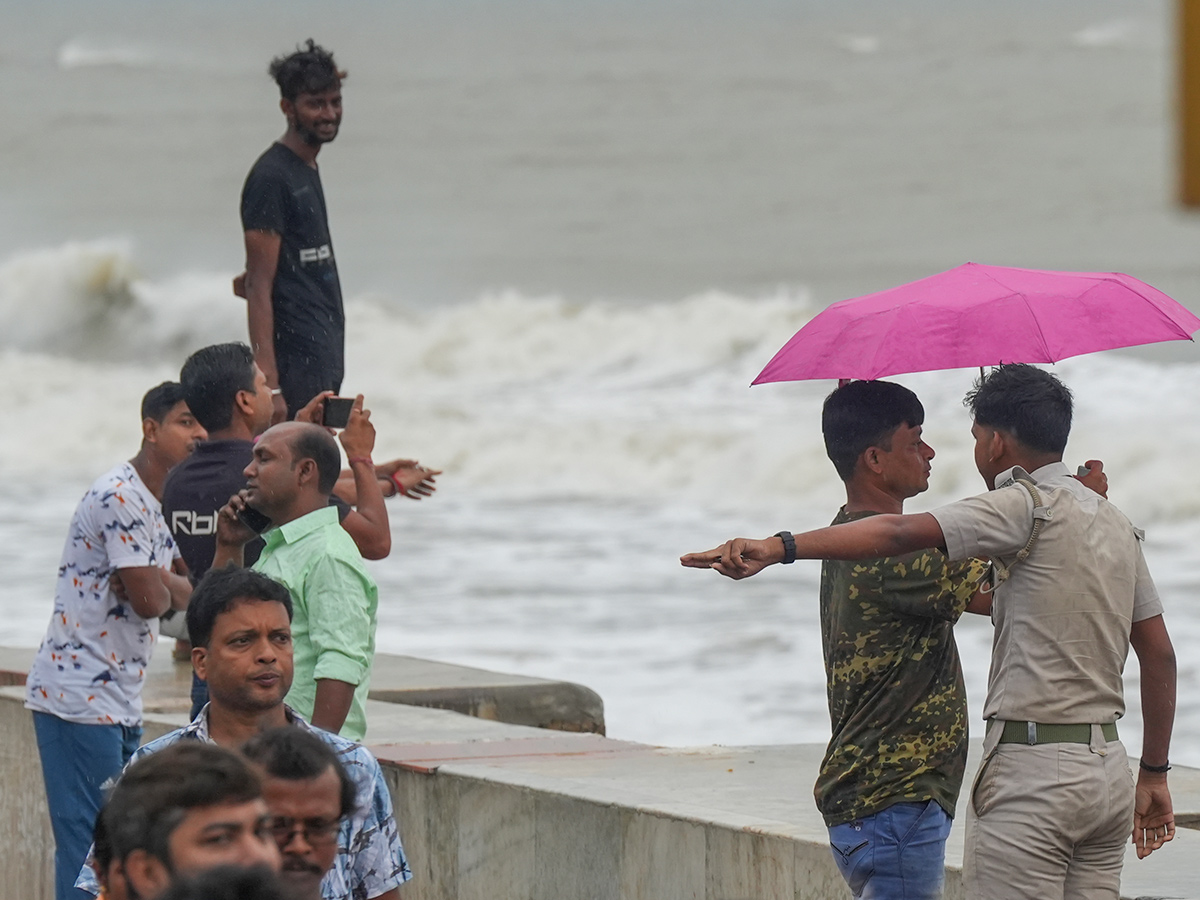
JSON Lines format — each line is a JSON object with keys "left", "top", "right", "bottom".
{"left": 993, "top": 720, "right": 1118, "bottom": 745}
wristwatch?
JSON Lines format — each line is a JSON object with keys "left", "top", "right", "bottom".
{"left": 775, "top": 531, "right": 796, "bottom": 564}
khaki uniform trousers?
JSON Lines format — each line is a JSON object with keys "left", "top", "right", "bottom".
{"left": 964, "top": 726, "right": 1134, "bottom": 900}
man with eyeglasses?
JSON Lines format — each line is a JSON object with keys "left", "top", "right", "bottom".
{"left": 76, "top": 566, "right": 410, "bottom": 900}
{"left": 242, "top": 727, "right": 355, "bottom": 900}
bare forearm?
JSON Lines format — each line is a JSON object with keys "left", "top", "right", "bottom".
{"left": 164, "top": 572, "right": 193, "bottom": 612}
{"left": 1132, "top": 616, "right": 1176, "bottom": 766}
{"left": 310, "top": 678, "right": 356, "bottom": 734}
{"left": 247, "top": 291, "right": 277, "bottom": 381}
{"left": 343, "top": 458, "right": 391, "bottom": 558}
{"left": 793, "top": 513, "right": 946, "bottom": 561}
{"left": 212, "top": 541, "right": 246, "bottom": 570}
{"left": 243, "top": 230, "right": 281, "bottom": 383}
{"left": 119, "top": 567, "right": 172, "bottom": 619}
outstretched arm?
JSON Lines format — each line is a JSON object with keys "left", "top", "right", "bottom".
{"left": 1130, "top": 614, "right": 1176, "bottom": 859}
{"left": 680, "top": 513, "right": 947, "bottom": 580}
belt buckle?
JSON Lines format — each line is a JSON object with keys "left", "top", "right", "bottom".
{"left": 1027, "top": 722, "right": 1037, "bottom": 745}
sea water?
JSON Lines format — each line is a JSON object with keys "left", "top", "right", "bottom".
{"left": 2, "top": 0, "right": 1199, "bottom": 763}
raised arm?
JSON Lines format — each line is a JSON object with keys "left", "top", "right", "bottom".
{"left": 680, "top": 512, "right": 947, "bottom": 580}
{"left": 337, "top": 395, "right": 391, "bottom": 560}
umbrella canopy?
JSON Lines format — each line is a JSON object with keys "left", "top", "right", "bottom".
{"left": 753, "top": 263, "right": 1200, "bottom": 383}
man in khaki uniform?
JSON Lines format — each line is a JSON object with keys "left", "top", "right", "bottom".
{"left": 683, "top": 364, "right": 1177, "bottom": 899}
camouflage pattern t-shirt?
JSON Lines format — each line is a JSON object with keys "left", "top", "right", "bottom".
{"left": 814, "top": 507, "right": 990, "bottom": 826}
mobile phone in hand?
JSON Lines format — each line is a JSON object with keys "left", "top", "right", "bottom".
{"left": 321, "top": 396, "right": 355, "bottom": 429}
{"left": 237, "top": 505, "right": 273, "bottom": 534}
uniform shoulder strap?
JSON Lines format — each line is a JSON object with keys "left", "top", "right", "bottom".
{"left": 991, "top": 478, "right": 1053, "bottom": 585}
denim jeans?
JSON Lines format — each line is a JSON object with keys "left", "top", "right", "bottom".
{"left": 32, "top": 712, "right": 142, "bottom": 900}
{"left": 828, "top": 800, "right": 953, "bottom": 900}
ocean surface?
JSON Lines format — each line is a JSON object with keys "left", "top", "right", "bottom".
{"left": 3, "top": 0, "right": 1200, "bottom": 764}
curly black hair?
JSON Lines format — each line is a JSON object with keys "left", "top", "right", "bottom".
{"left": 269, "top": 39, "right": 345, "bottom": 101}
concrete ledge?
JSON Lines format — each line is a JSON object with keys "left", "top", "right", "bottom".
{"left": 0, "top": 646, "right": 604, "bottom": 734}
{"left": 364, "top": 653, "right": 605, "bottom": 734}
{"left": 3, "top": 668, "right": 1198, "bottom": 899}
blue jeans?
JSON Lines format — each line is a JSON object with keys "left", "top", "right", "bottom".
{"left": 32, "top": 712, "right": 142, "bottom": 900}
{"left": 828, "top": 800, "right": 953, "bottom": 900}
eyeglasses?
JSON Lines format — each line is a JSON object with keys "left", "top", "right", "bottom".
{"left": 268, "top": 816, "right": 342, "bottom": 846}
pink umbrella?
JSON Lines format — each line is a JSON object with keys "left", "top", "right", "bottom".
{"left": 753, "top": 263, "right": 1200, "bottom": 383}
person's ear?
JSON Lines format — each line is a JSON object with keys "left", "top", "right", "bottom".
{"left": 989, "top": 429, "right": 1008, "bottom": 463}
{"left": 121, "top": 849, "right": 171, "bottom": 900}
{"left": 280, "top": 97, "right": 294, "bottom": 121}
{"left": 142, "top": 416, "right": 159, "bottom": 445}
{"left": 861, "top": 447, "right": 884, "bottom": 475}
{"left": 234, "top": 389, "right": 257, "bottom": 420}
{"left": 295, "top": 458, "right": 318, "bottom": 488}
{"left": 192, "top": 644, "right": 208, "bottom": 681}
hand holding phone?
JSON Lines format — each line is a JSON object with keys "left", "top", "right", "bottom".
{"left": 237, "top": 504, "right": 273, "bottom": 535}
{"left": 321, "top": 396, "right": 355, "bottom": 429}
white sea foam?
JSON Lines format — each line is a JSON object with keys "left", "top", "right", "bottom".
{"left": 1070, "top": 19, "right": 1143, "bottom": 49}
{"left": 3, "top": 240, "right": 1199, "bottom": 526}
{"left": 56, "top": 37, "right": 160, "bottom": 70}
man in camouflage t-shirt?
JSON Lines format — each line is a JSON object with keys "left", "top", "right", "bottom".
{"left": 817, "top": 381, "right": 989, "bottom": 900}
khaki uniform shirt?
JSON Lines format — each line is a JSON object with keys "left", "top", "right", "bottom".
{"left": 931, "top": 462, "right": 1161, "bottom": 725}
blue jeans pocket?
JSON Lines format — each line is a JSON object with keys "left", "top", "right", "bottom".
{"left": 829, "top": 822, "right": 874, "bottom": 896}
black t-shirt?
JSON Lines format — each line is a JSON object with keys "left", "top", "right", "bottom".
{"left": 163, "top": 440, "right": 263, "bottom": 577}
{"left": 240, "top": 143, "right": 344, "bottom": 375}
{"left": 162, "top": 439, "right": 350, "bottom": 580}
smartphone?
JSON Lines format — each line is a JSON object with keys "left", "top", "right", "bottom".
{"left": 237, "top": 505, "right": 273, "bottom": 535}
{"left": 321, "top": 396, "right": 355, "bottom": 429}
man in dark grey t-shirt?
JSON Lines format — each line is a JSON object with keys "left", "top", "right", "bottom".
{"left": 235, "top": 40, "right": 347, "bottom": 421}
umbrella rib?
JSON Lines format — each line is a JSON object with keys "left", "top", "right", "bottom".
{"left": 1093, "top": 276, "right": 1199, "bottom": 340}
{"left": 976, "top": 267, "right": 1053, "bottom": 363}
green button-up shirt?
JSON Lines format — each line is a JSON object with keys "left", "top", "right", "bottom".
{"left": 253, "top": 505, "right": 378, "bottom": 741}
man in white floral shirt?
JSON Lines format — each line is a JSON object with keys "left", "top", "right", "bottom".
{"left": 27, "top": 382, "right": 205, "bottom": 900}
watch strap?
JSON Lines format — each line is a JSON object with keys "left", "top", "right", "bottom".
{"left": 775, "top": 531, "right": 796, "bottom": 565}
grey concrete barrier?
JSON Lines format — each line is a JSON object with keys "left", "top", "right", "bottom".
{"left": 3, "top": 653, "right": 1198, "bottom": 900}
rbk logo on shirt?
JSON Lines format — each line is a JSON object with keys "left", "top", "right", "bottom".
{"left": 172, "top": 510, "right": 218, "bottom": 536}
{"left": 299, "top": 244, "right": 333, "bottom": 264}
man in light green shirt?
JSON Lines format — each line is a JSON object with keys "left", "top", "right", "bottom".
{"left": 215, "top": 406, "right": 379, "bottom": 740}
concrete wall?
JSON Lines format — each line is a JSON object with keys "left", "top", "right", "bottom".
{"left": 389, "top": 765, "right": 852, "bottom": 900}
{"left": 5, "top": 684, "right": 1200, "bottom": 900}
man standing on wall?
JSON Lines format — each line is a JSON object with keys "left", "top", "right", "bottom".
{"left": 236, "top": 39, "right": 347, "bottom": 422}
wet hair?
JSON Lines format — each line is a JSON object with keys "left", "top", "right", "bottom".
{"left": 965, "top": 363, "right": 1072, "bottom": 454}
{"left": 92, "top": 808, "right": 114, "bottom": 880}
{"left": 287, "top": 425, "right": 341, "bottom": 495}
{"left": 141, "top": 382, "right": 186, "bottom": 424}
{"left": 100, "top": 743, "right": 262, "bottom": 871}
{"left": 269, "top": 39, "right": 344, "bottom": 102}
{"left": 822, "top": 380, "right": 925, "bottom": 482}
{"left": 241, "top": 727, "right": 357, "bottom": 820}
{"left": 186, "top": 566, "right": 293, "bottom": 649}
{"left": 158, "top": 865, "right": 290, "bottom": 900}
{"left": 181, "top": 343, "right": 258, "bottom": 433}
